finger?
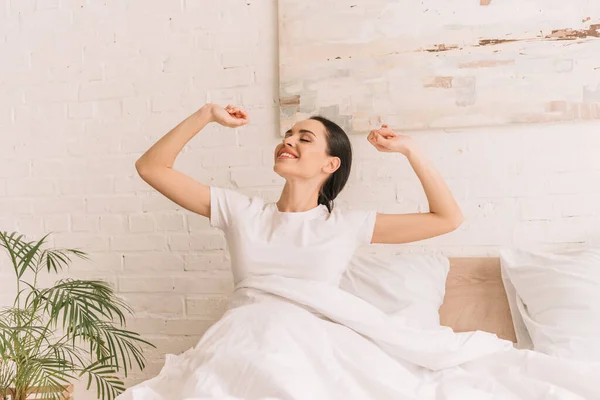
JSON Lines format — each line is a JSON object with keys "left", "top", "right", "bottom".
{"left": 372, "top": 132, "right": 380, "bottom": 145}
{"left": 379, "top": 129, "right": 396, "bottom": 139}
{"left": 375, "top": 132, "right": 390, "bottom": 145}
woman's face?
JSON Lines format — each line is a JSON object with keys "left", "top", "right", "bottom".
{"left": 273, "top": 119, "right": 339, "bottom": 181}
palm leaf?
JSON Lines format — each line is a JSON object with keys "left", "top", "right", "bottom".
{"left": 81, "top": 358, "right": 127, "bottom": 400}
{"left": 38, "top": 248, "right": 88, "bottom": 274}
{"left": 88, "top": 323, "right": 154, "bottom": 378}
{"left": 37, "top": 280, "right": 129, "bottom": 331}
{"left": 0, "top": 308, "right": 48, "bottom": 359}
{"left": 16, "top": 234, "right": 50, "bottom": 279}
{"left": 0, "top": 310, "right": 18, "bottom": 358}
{"left": 0, "top": 231, "right": 32, "bottom": 278}
{"left": 40, "top": 339, "right": 86, "bottom": 373}
{"left": 35, "top": 279, "right": 153, "bottom": 373}
{"left": 22, "top": 357, "right": 74, "bottom": 400}
{"left": 68, "top": 321, "right": 154, "bottom": 379}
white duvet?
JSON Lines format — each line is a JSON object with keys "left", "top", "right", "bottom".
{"left": 118, "top": 276, "right": 600, "bottom": 400}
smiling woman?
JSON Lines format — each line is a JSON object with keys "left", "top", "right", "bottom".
{"left": 273, "top": 116, "right": 351, "bottom": 213}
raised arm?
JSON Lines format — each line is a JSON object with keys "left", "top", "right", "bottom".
{"left": 367, "top": 125, "right": 464, "bottom": 245}
{"left": 135, "top": 104, "right": 248, "bottom": 218}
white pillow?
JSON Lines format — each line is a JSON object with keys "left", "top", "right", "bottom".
{"left": 340, "top": 253, "right": 449, "bottom": 329}
{"left": 500, "top": 247, "right": 600, "bottom": 361}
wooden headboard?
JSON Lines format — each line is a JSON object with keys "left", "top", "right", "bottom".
{"left": 440, "top": 257, "right": 516, "bottom": 342}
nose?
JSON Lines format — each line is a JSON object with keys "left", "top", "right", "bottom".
{"left": 283, "top": 136, "right": 295, "bottom": 147}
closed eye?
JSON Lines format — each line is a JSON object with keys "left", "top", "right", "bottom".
{"left": 300, "top": 139, "right": 311, "bottom": 143}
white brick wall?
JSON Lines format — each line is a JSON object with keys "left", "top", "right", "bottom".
{"left": 1, "top": 0, "right": 600, "bottom": 398}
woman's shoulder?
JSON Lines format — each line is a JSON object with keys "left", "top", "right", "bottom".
{"left": 209, "top": 186, "right": 267, "bottom": 230}
{"left": 209, "top": 186, "right": 268, "bottom": 220}
{"left": 329, "top": 203, "right": 376, "bottom": 222}
{"left": 329, "top": 204, "right": 377, "bottom": 244}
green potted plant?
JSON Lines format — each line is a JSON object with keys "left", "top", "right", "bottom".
{"left": 0, "top": 231, "right": 154, "bottom": 400}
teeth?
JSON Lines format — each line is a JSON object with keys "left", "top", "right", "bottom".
{"left": 279, "top": 153, "right": 296, "bottom": 158}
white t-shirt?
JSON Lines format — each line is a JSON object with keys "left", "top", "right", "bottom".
{"left": 210, "top": 186, "right": 377, "bottom": 286}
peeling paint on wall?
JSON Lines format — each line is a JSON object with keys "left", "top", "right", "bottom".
{"left": 278, "top": 0, "right": 600, "bottom": 132}
{"left": 280, "top": 95, "right": 300, "bottom": 106}
{"left": 547, "top": 24, "right": 600, "bottom": 40}
{"left": 424, "top": 44, "right": 461, "bottom": 52}
{"left": 478, "top": 39, "right": 518, "bottom": 46}
{"left": 423, "top": 76, "right": 453, "bottom": 88}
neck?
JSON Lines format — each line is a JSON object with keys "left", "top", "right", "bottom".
{"left": 276, "top": 179, "right": 322, "bottom": 212}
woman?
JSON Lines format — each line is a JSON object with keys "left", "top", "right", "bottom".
{"left": 135, "top": 103, "right": 463, "bottom": 263}
{"left": 123, "top": 104, "right": 596, "bottom": 400}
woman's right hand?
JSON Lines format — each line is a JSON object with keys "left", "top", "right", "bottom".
{"left": 202, "top": 103, "right": 249, "bottom": 128}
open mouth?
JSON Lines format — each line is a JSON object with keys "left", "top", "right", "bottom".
{"left": 277, "top": 149, "right": 298, "bottom": 160}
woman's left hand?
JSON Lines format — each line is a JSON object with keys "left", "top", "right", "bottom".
{"left": 367, "top": 125, "right": 415, "bottom": 156}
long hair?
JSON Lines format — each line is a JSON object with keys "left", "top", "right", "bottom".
{"left": 309, "top": 116, "right": 352, "bottom": 213}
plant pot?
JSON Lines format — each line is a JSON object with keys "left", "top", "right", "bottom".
{"left": 5, "top": 384, "right": 74, "bottom": 400}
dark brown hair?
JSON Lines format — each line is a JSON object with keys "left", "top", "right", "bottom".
{"left": 309, "top": 116, "right": 352, "bottom": 213}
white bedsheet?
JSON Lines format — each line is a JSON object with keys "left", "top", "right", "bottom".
{"left": 117, "top": 276, "right": 600, "bottom": 400}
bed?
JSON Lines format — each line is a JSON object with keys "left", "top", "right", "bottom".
{"left": 117, "top": 256, "right": 598, "bottom": 400}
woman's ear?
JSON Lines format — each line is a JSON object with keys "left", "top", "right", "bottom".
{"left": 323, "top": 156, "right": 341, "bottom": 174}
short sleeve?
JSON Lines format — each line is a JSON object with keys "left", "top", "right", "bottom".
{"left": 356, "top": 210, "right": 377, "bottom": 245}
{"left": 338, "top": 208, "right": 377, "bottom": 245}
{"left": 209, "top": 186, "right": 253, "bottom": 231}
